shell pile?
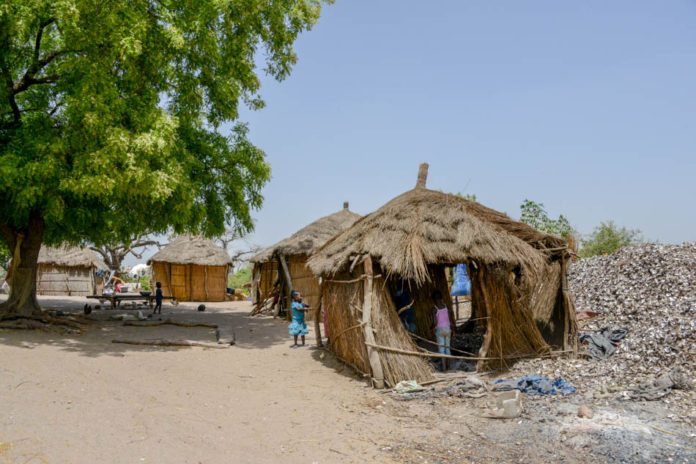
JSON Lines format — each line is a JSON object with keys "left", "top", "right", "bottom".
{"left": 509, "top": 243, "right": 696, "bottom": 423}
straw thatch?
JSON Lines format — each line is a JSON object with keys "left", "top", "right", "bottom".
{"left": 309, "top": 188, "right": 565, "bottom": 285}
{"left": 250, "top": 202, "right": 361, "bottom": 263}
{"left": 308, "top": 164, "right": 577, "bottom": 387}
{"left": 38, "top": 245, "right": 107, "bottom": 270}
{"left": 149, "top": 236, "right": 233, "bottom": 266}
{"left": 36, "top": 245, "right": 107, "bottom": 296}
{"left": 250, "top": 203, "right": 361, "bottom": 317}
{"left": 148, "top": 236, "right": 231, "bottom": 302}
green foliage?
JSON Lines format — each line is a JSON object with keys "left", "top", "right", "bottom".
{"left": 0, "top": 241, "right": 10, "bottom": 270}
{"left": 519, "top": 199, "right": 572, "bottom": 238}
{"left": 139, "top": 275, "right": 151, "bottom": 291}
{"left": 0, "top": 0, "right": 330, "bottom": 249}
{"left": 579, "top": 221, "right": 642, "bottom": 258}
{"left": 228, "top": 266, "right": 251, "bottom": 290}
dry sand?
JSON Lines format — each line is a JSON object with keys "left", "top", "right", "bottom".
{"left": 0, "top": 297, "right": 401, "bottom": 463}
{"left": 1, "top": 296, "right": 694, "bottom": 464}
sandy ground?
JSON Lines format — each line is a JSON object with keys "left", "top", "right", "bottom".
{"left": 1, "top": 296, "right": 694, "bottom": 464}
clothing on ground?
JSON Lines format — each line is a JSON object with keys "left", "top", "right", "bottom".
{"left": 579, "top": 326, "right": 629, "bottom": 360}
{"left": 493, "top": 374, "right": 576, "bottom": 395}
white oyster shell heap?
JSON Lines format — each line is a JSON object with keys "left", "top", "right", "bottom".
{"left": 509, "top": 243, "right": 696, "bottom": 423}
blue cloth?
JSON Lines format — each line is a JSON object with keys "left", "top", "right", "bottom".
{"left": 435, "top": 327, "right": 451, "bottom": 355}
{"left": 155, "top": 288, "right": 163, "bottom": 304}
{"left": 493, "top": 374, "right": 576, "bottom": 395}
{"left": 288, "top": 302, "right": 309, "bottom": 336}
{"left": 451, "top": 264, "right": 471, "bottom": 296}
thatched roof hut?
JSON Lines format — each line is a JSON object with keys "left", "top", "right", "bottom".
{"left": 308, "top": 164, "right": 577, "bottom": 388}
{"left": 37, "top": 245, "right": 108, "bottom": 296}
{"left": 250, "top": 202, "right": 361, "bottom": 316}
{"left": 148, "top": 236, "right": 232, "bottom": 302}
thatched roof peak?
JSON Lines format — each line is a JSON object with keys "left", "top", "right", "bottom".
{"left": 148, "top": 236, "right": 232, "bottom": 266}
{"left": 38, "top": 245, "right": 108, "bottom": 269}
{"left": 415, "top": 163, "right": 428, "bottom": 189}
{"left": 308, "top": 180, "right": 567, "bottom": 284}
{"left": 251, "top": 203, "right": 361, "bottom": 263}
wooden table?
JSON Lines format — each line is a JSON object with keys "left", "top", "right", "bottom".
{"left": 86, "top": 293, "right": 176, "bottom": 310}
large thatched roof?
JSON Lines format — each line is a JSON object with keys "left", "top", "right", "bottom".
{"left": 38, "top": 246, "right": 108, "bottom": 269}
{"left": 251, "top": 202, "right": 361, "bottom": 263}
{"left": 308, "top": 164, "right": 566, "bottom": 284}
{"left": 148, "top": 236, "right": 232, "bottom": 266}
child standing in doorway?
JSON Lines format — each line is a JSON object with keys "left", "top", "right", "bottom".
{"left": 431, "top": 290, "right": 453, "bottom": 371}
{"left": 289, "top": 291, "right": 310, "bottom": 347}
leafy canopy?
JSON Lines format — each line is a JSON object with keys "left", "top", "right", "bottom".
{"left": 0, "top": 0, "right": 329, "bottom": 246}
{"left": 579, "top": 221, "right": 642, "bottom": 258}
{"left": 519, "top": 199, "right": 573, "bottom": 238}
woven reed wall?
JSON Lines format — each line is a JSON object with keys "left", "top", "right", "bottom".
{"left": 152, "top": 262, "right": 228, "bottom": 301}
{"left": 36, "top": 264, "right": 94, "bottom": 296}
{"left": 322, "top": 270, "right": 370, "bottom": 375}
{"left": 470, "top": 263, "right": 551, "bottom": 370}
{"left": 372, "top": 275, "right": 435, "bottom": 385}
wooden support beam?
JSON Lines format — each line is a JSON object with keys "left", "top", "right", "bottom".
{"left": 361, "top": 256, "right": 384, "bottom": 389}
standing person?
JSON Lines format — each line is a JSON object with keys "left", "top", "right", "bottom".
{"left": 153, "top": 282, "right": 163, "bottom": 314}
{"left": 289, "top": 290, "right": 310, "bottom": 347}
{"left": 431, "top": 290, "right": 453, "bottom": 371}
{"left": 393, "top": 279, "right": 416, "bottom": 332}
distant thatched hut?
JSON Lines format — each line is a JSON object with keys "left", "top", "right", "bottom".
{"left": 37, "top": 246, "right": 108, "bottom": 296}
{"left": 308, "top": 164, "right": 577, "bottom": 388}
{"left": 250, "top": 202, "right": 361, "bottom": 315}
{"left": 148, "top": 236, "right": 232, "bottom": 302}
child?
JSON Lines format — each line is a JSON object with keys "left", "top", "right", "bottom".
{"left": 431, "top": 289, "right": 453, "bottom": 371}
{"left": 153, "top": 282, "right": 163, "bottom": 314}
{"left": 289, "top": 290, "right": 310, "bottom": 347}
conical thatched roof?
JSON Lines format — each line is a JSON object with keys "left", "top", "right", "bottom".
{"left": 38, "top": 245, "right": 108, "bottom": 269}
{"left": 308, "top": 164, "right": 566, "bottom": 284}
{"left": 250, "top": 202, "right": 361, "bottom": 263}
{"left": 148, "top": 236, "right": 232, "bottom": 266}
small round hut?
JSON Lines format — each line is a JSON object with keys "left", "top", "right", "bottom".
{"left": 308, "top": 164, "right": 578, "bottom": 388}
{"left": 37, "top": 246, "right": 108, "bottom": 296}
{"left": 148, "top": 236, "right": 232, "bottom": 302}
{"left": 250, "top": 202, "right": 361, "bottom": 315}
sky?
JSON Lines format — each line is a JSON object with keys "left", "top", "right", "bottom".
{"left": 129, "top": 0, "right": 696, "bottom": 266}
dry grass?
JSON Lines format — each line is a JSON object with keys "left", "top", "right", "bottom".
{"left": 308, "top": 188, "right": 565, "bottom": 285}
{"left": 251, "top": 204, "right": 360, "bottom": 263}
{"left": 149, "top": 236, "right": 231, "bottom": 266}
{"left": 38, "top": 245, "right": 107, "bottom": 269}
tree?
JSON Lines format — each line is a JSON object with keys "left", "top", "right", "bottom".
{"left": 519, "top": 199, "right": 573, "bottom": 238}
{"left": 215, "top": 228, "right": 261, "bottom": 268}
{"left": 0, "top": 0, "right": 330, "bottom": 316}
{"left": 90, "top": 234, "right": 164, "bottom": 272}
{"left": 579, "top": 221, "right": 642, "bottom": 258}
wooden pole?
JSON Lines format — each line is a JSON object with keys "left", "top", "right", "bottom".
{"left": 361, "top": 256, "right": 384, "bottom": 389}
{"left": 314, "top": 281, "right": 323, "bottom": 347}
{"left": 278, "top": 254, "right": 293, "bottom": 321}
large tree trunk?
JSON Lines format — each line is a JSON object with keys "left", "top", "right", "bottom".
{"left": 0, "top": 214, "right": 44, "bottom": 316}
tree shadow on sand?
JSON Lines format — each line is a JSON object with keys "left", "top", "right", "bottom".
{"left": 0, "top": 296, "right": 294, "bottom": 357}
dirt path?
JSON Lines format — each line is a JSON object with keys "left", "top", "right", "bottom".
{"left": 0, "top": 297, "right": 404, "bottom": 463}
{"left": 1, "top": 297, "right": 694, "bottom": 463}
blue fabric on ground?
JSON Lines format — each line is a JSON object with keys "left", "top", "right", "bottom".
{"left": 493, "top": 374, "right": 576, "bottom": 395}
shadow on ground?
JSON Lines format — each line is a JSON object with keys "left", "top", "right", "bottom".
{"left": 0, "top": 296, "right": 291, "bottom": 357}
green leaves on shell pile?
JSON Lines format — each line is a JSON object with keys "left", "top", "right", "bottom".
{"left": 0, "top": 0, "right": 329, "bottom": 245}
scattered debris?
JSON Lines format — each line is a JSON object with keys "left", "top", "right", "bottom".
{"left": 579, "top": 326, "right": 628, "bottom": 360}
{"left": 577, "top": 404, "right": 594, "bottom": 418}
{"left": 393, "top": 380, "right": 425, "bottom": 394}
{"left": 483, "top": 390, "right": 522, "bottom": 419}
{"left": 493, "top": 374, "right": 575, "bottom": 395}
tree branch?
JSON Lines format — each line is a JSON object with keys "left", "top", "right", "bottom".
{"left": 34, "top": 18, "right": 56, "bottom": 64}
